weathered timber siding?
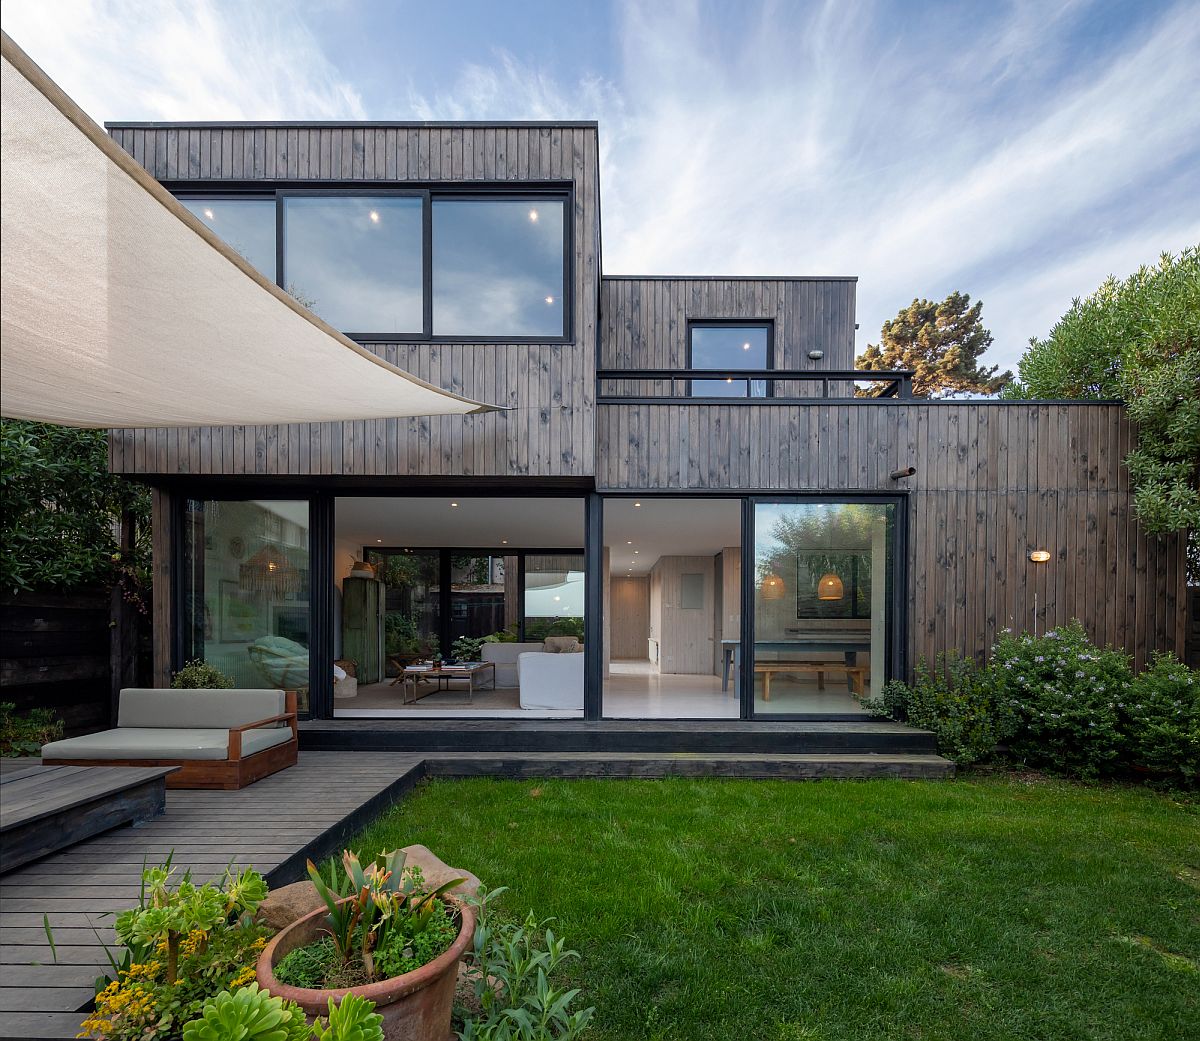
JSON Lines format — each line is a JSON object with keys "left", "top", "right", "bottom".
{"left": 596, "top": 401, "right": 1187, "bottom": 669}
{"left": 106, "top": 124, "right": 601, "bottom": 479}
{"left": 598, "top": 277, "right": 857, "bottom": 397}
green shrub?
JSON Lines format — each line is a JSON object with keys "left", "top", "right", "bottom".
{"left": 992, "top": 622, "right": 1132, "bottom": 777}
{"left": 171, "top": 658, "right": 235, "bottom": 689}
{"left": 452, "top": 636, "right": 486, "bottom": 661}
{"left": 0, "top": 702, "right": 64, "bottom": 755}
{"left": 458, "top": 887, "right": 594, "bottom": 1041}
{"left": 865, "top": 653, "right": 1013, "bottom": 765}
{"left": 1122, "top": 652, "right": 1200, "bottom": 784}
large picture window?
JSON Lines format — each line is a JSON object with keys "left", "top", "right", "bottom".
{"left": 181, "top": 198, "right": 277, "bottom": 281}
{"left": 282, "top": 195, "right": 423, "bottom": 335}
{"left": 177, "top": 189, "right": 570, "bottom": 340}
{"left": 433, "top": 198, "right": 567, "bottom": 337}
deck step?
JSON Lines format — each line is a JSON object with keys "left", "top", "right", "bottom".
{"left": 424, "top": 752, "right": 955, "bottom": 780}
{"left": 300, "top": 719, "right": 937, "bottom": 756}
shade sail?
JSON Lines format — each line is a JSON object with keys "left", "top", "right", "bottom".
{"left": 0, "top": 33, "right": 497, "bottom": 428}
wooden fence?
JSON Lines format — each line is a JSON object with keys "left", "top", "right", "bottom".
{"left": 0, "top": 588, "right": 146, "bottom": 735}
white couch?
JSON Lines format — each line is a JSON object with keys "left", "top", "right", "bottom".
{"left": 518, "top": 651, "right": 584, "bottom": 710}
{"left": 481, "top": 642, "right": 545, "bottom": 688}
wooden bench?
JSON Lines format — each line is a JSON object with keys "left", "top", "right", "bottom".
{"left": 0, "top": 761, "right": 177, "bottom": 873}
{"left": 755, "top": 661, "right": 867, "bottom": 700}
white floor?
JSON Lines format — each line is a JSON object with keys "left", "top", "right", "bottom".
{"left": 603, "top": 659, "right": 739, "bottom": 718}
{"left": 333, "top": 659, "right": 866, "bottom": 719}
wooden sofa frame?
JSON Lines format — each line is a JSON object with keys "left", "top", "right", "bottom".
{"left": 43, "top": 691, "right": 299, "bottom": 791}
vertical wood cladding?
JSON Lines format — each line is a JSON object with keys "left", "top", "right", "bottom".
{"left": 595, "top": 401, "right": 1187, "bottom": 669}
{"left": 598, "top": 277, "right": 857, "bottom": 397}
{"left": 106, "top": 124, "right": 600, "bottom": 478}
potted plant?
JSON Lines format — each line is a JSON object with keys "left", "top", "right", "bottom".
{"left": 257, "top": 849, "right": 474, "bottom": 1041}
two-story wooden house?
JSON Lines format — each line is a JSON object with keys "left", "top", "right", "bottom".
{"left": 103, "top": 120, "right": 1187, "bottom": 758}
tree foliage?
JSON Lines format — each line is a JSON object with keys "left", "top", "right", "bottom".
{"left": 1004, "top": 247, "right": 1200, "bottom": 548}
{"left": 0, "top": 420, "right": 151, "bottom": 593}
{"left": 857, "top": 291, "right": 1012, "bottom": 397}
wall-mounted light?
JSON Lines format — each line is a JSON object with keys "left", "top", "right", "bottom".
{"left": 1029, "top": 549, "right": 1051, "bottom": 563}
{"left": 817, "top": 573, "right": 844, "bottom": 600}
{"left": 808, "top": 349, "right": 824, "bottom": 360}
{"left": 890, "top": 466, "right": 916, "bottom": 480}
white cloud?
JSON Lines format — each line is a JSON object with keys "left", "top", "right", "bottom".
{"left": 0, "top": 0, "right": 364, "bottom": 122}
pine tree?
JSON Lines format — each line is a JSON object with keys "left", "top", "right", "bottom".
{"left": 857, "top": 292, "right": 1011, "bottom": 397}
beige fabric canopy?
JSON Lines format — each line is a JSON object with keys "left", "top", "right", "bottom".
{"left": 0, "top": 33, "right": 495, "bottom": 428}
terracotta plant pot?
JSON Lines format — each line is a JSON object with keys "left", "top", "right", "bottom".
{"left": 256, "top": 897, "right": 476, "bottom": 1041}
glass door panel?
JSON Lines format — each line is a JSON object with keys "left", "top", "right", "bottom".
{"left": 181, "top": 498, "right": 311, "bottom": 709}
{"left": 752, "top": 501, "right": 894, "bottom": 715}
{"left": 366, "top": 549, "right": 440, "bottom": 673}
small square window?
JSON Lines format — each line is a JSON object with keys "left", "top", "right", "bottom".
{"left": 688, "top": 323, "right": 772, "bottom": 397}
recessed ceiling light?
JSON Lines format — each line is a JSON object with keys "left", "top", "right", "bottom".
{"left": 553, "top": 595, "right": 561, "bottom": 602}
{"left": 501, "top": 539, "right": 508, "bottom": 544}
{"left": 726, "top": 377, "right": 734, "bottom": 383}
{"left": 545, "top": 295, "right": 555, "bottom": 305}
{"left": 743, "top": 342, "right": 751, "bottom": 350}
{"left": 369, "top": 210, "right": 380, "bottom": 223}
{"left": 634, "top": 501, "right": 641, "bottom": 507}
{"left": 376, "top": 538, "right": 382, "bottom": 543}
{"left": 626, "top": 541, "right": 632, "bottom": 545}
{"left": 450, "top": 502, "right": 459, "bottom": 508}
{"left": 203, "top": 208, "right": 214, "bottom": 219}
{"left": 634, "top": 550, "right": 639, "bottom": 554}
{"left": 528, "top": 209, "right": 539, "bottom": 222}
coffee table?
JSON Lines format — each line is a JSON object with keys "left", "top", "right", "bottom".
{"left": 400, "top": 662, "right": 497, "bottom": 705}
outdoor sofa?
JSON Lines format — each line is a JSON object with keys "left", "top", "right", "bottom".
{"left": 41, "top": 688, "right": 297, "bottom": 790}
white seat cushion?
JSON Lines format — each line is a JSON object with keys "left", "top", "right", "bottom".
{"left": 42, "top": 725, "right": 292, "bottom": 761}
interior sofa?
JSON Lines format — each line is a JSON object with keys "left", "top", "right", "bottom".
{"left": 41, "top": 688, "right": 298, "bottom": 790}
{"left": 480, "top": 642, "right": 545, "bottom": 688}
{"left": 518, "top": 649, "right": 584, "bottom": 710}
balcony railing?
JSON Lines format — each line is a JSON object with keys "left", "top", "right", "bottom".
{"left": 596, "top": 368, "right": 915, "bottom": 402}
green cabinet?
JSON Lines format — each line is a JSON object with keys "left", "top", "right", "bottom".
{"left": 342, "top": 576, "right": 385, "bottom": 684}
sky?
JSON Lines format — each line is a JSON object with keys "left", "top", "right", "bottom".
{"left": 3, "top": 0, "right": 1198, "bottom": 373}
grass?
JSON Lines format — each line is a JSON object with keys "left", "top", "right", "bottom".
{"left": 348, "top": 774, "right": 1199, "bottom": 1041}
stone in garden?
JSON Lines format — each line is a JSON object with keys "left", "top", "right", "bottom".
{"left": 255, "top": 879, "right": 325, "bottom": 931}
{"left": 401, "top": 843, "right": 481, "bottom": 898}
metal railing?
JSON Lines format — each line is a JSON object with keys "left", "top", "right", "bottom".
{"left": 595, "top": 368, "right": 915, "bottom": 401}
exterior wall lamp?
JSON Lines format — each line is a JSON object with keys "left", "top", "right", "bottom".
{"left": 1029, "top": 549, "right": 1051, "bottom": 563}
{"left": 890, "top": 466, "right": 916, "bottom": 480}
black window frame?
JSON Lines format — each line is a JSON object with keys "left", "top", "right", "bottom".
{"left": 174, "top": 186, "right": 573, "bottom": 344}
{"left": 685, "top": 319, "right": 775, "bottom": 398}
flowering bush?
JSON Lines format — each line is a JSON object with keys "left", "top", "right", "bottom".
{"left": 1122, "top": 652, "right": 1200, "bottom": 784}
{"left": 991, "top": 622, "right": 1133, "bottom": 777}
{"left": 866, "top": 653, "right": 1014, "bottom": 765}
{"left": 78, "top": 861, "right": 272, "bottom": 1040}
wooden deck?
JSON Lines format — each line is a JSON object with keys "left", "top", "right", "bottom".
{"left": 0, "top": 752, "right": 424, "bottom": 1041}
{"left": 1, "top": 763, "right": 176, "bottom": 874}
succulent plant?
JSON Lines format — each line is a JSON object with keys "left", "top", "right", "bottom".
{"left": 181, "top": 983, "right": 309, "bottom": 1041}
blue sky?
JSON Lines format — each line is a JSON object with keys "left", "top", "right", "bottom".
{"left": 3, "top": 0, "right": 1197, "bottom": 372}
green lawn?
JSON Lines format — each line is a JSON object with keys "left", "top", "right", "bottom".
{"left": 349, "top": 775, "right": 1199, "bottom": 1041}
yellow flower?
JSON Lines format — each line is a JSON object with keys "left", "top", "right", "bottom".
{"left": 229, "top": 965, "right": 257, "bottom": 987}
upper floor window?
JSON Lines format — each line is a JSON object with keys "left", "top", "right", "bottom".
{"left": 282, "top": 195, "right": 423, "bottom": 335}
{"left": 177, "top": 190, "right": 570, "bottom": 341}
{"left": 688, "top": 322, "right": 772, "bottom": 397}
{"left": 433, "top": 198, "right": 566, "bottom": 338}
{"left": 182, "top": 198, "right": 276, "bottom": 281}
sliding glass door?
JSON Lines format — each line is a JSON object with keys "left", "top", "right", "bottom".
{"left": 750, "top": 500, "right": 897, "bottom": 716}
